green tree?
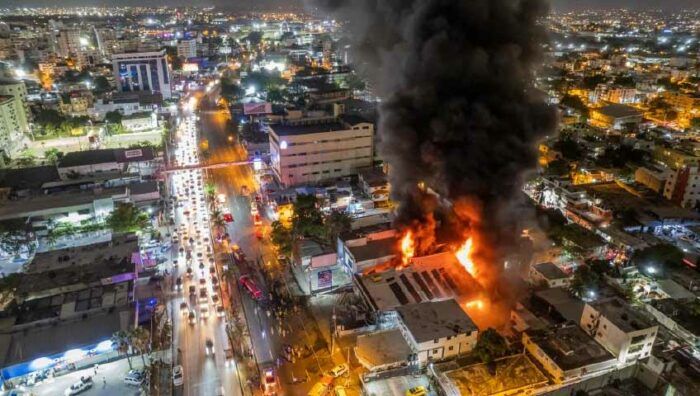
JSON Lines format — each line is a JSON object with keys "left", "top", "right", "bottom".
{"left": 112, "top": 330, "right": 133, "bottom": 369}
{"left": 44, "top": 148, "right": 64, "bottom": 165}
{"left": 560, "top": 94, "right": 589, "bottom": 117}
{"left": 270, "top": 220, "right": 293, "bottom": 257}
{"left": 104, "top": 110, "right": 123, "bottom": 124}
{"left": 130, "top": 326, "right": 150, "bottom": 366}
{"left": 474, "top": 328, "right": 508, "bottom": 365}
{"left": 292, "top": 194, "right": 325, "bottom": 242}
{"left": 93, "top": 76, "right": 111, "bottom": 93}
{"left": 204, "top": 182, "right": 216, "bottom": 200}
{"left": 325, "top": 211, "right": 352, "bottom": 246}
{"left": 570, "top": 264, "right": 601, "bottom": 298}
{"left": 106, "top": 202, "right": 150, "bottom": 233}
{"left": 690, "top": 117, "right": 700, "bottom": 130}
{"left": 553, "top": 137, "right": 584, "bottom": 161}
{"left": 632, "top": 243, "right": 683, "bottom": 273}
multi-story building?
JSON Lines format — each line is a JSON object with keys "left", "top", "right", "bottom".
{"left": 176, "top": 39, "right": 197, "bottom": 59}
{"left": 268, "top": 114, "right": 374, "bottom": 187}
{"left": 0, "top": 95, "right": 27, "bottom": 158}
{"left": 580, "top": 298, "right": 658, "bottom": 364}
{"left": 395, "top": 299, "right": 478, "bottom": 365}
{"left": 528, "top": 262, "right": 572, "bottom": 288}
{"left": 112, "top": 50, "right": 172, "bottom": 99}
{"left": 56, "top": 28, "right": 82, "bottom": 59}
{"left": 663, "top": 166, "right": 700, "bottom": 208}
{"left": 0, "top": 78, "right": 29, "bottom": 125}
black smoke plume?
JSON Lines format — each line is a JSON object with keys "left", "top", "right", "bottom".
{"left": 310, "top": 0, "right": 557, "bottom": 270}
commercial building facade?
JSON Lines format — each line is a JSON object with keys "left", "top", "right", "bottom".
{"left": 112, "top": 50, "right": 172, "bottom": 99}
{"left": 268, "top": 116, "right": 374, "bottom": 187}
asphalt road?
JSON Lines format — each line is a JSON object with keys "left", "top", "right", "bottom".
{"left": 167, "top": 99, "right": 244, "bottom": 396}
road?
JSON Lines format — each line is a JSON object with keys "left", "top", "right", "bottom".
{"left": 166, "top": 97, "right": 244, "bottom": 396}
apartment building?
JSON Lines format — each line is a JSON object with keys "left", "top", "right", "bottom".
{"left": 580, "top": 298, "right": 658, "bottom": 364}
{"left": 663, "top": 165, "right": 700, "bottom": 208}
{"left": 176, "top": 39, "right": 197, "bottom": 59}
{"left": 268, "top": 114, "right": 374, "bottom": 187}
{"left": 0, "top": 95, "right": 27, "bottom": 158}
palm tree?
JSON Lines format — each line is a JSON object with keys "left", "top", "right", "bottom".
{"left": 112, "top": 331, "right": 133, "bottom": 369}
{"left": 130, "top": 327, "right": 150, "bottom": 366}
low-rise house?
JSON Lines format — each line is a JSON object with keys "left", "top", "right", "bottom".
{"left": 57, "top": 147, "right": 157, "bottom": 179}
{"left": 354, "top": 328, "right": 414, "bottom": 373}
{"left": 395, "top": 299, "right": 478, "bottom": 364}
{"left": 529, "top": 262, "right": 572, "bottom": 288}
{"left": 523, "top": 324, "right": 618, "bottom": 384}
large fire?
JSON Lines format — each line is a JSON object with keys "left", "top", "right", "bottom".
{"left": 454, "top": 237, "right": 476, "bottom": 278}
{"left": 400, "top": 231, "right": 415, "bottom": 265}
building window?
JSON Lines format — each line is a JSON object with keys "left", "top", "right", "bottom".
{"left": 434, "top": 339, "right": 439, "bottom": 344}
{"left": 433, "top": 349, "right": 439, "bottom": 354}
{"left": 448, "top": 346, "right": 454, "bottom": 351}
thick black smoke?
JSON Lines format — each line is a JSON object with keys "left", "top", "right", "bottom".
{"left": 310, "top": 0, "right": 557, "bottom": 266}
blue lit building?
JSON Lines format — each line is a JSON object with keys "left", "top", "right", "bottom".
{"left": 112, "top": 50, "right": 172, "bottom": 99}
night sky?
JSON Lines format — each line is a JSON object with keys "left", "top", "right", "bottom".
{"left": 1, "top": 0, "right": 699, "bottom": 11}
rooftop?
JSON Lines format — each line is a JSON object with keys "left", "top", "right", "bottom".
{"left": 270, "top": 121, "right": 347, "bottom": 136}
{"left": 650, "top": 298, "right": 700, "bottom": 336}
{"left": 59, "top": 148, "right": 155, "bottom": 168}
{"left": 525, "top": 324, "right": 616, "bottom": 371}
{"left": 443, "top": 354, "right": 548, "bottom": 396}
{"left": 591, "top": 297, "right": 656, "bottom": 332}
{"left": 0, "top": 166, "right": 60, "bottom": 191}
{"left": 346, "top": 234, "right": 397, "bottom": 263}
{"left": 532, "top": 288, "right": 585, "bottom": 324}
{"left": 355, "top": 328, "right": 413, "bottom": 368}
{"left": 354, "top": 252, "right": 474, "bottom": 311}
{"left": 396, "top": 299, "right": 477, "bottom": 343}
{"left": 595, "top": 103, "right": 642, "bottom": 118}
{"left": 533, "top": 262, "right": 570, "bottom": 280}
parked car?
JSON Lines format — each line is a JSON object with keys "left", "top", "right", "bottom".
{"left": 64, "top": 377, "right": 93, "bottom": 395}
{"left": 124, "top": 370, "right": 145, "bottom": 386}
{"left": 405, "top": 386, "right": 427, "bottom": 396}
{"left": 327, "top": 363, "right": 349, "bottom": 378}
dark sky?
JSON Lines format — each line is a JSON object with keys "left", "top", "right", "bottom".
{"left": 1, "top": 0, "right": 699, "bottom": 11}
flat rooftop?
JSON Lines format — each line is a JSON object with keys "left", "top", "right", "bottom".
{"left": 346, "top": 235, "right": 397, "bottom": 263}
{"left": 354, "top": 251, "right": 476, "bottom": 311}
{"left": 0, "top": 308, "right": 133, "bottom": 368}
{"left": 532, "top": 288, "right": 585, "bottom": 324}
{"left": 355, "top": 328, "right": 412, "bottom": 368}
{"left": 591, "top": 297, "right": 656, "bottom": 332}
{"left": 0, "top": 185, "right": 126, "bottom": 220}
{"left": 650, "top": 298, "right": 700, "bottom": 337}
{"left": 525, "top": 325, "right": 616, "bottom": 371}
{"left": 270, "top": 121, "right": 346, "bottom": 136}
{"left": 443, "top": 354, "right": 548, "bottom": 396}
{"left": 595, "top": 103, "right": 642, "bottom": 118}
{"left": 396, "top": 299, "right": 477, "bottom": 343}
{"left": 533, "top": 262, "right": 569, "bottom": 280}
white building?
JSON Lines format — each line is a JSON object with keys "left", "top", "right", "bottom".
{"left": 57, "top": 147, "right": 157, "bottom": 180}
{"left": 112, "top": 50, "right": 172, "bottom": 99}
{"left": 121, "top": 112, "right": 158, "bottom": 132}
{"left": 268, "top": 114, "right": 374, "bottom": 187}
{"left": 580, "top": 298, "right": 658, "bottom": 364}
{"left": 395, "top": 299, "right": 478, "bottom": 364}
{"left": 528, "top": 262, "right": 572, "bottom": 288}
{"left": 89, "top": 91, "right": 162, "bottom": 120}
{"left": 176, "top": 39, "right": 197, "bottom": 59}
{"left": 663, "top": 166, "right": 700, "bottom": 208}
{"left": 56, "top": 28, "right": 82, "bottom": 58}
{"left": 0, "top": 96, "right": 26, "bottom": 157}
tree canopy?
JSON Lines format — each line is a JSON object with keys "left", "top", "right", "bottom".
{"left": 475, "top": 328, "right": 508, "bottom": 366}
{"left": 106, "top": 202, "right": 150, "bottom": 233}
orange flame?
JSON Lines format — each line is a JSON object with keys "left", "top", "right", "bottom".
{"left": 465, "top": 298, "right": 485, "bottom": 310}
{"left": 455, "top": 237, "right": 477, "bottom": 278}
{"left": 401, "top": 231, "right": 415, "bottom": 265}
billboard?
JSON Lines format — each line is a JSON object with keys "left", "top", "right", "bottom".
{"left": 244, "top": 102, "right": 272, "bottom": 115}
{"left": 317, "top": 269, "right": 333, "bottom": 289}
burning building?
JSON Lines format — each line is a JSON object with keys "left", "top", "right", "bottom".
{"left": 313, "top": 0, "right": 557, "bottom": 315}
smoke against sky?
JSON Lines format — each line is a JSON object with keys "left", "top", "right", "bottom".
{"left": 310, "top": 0, "right": 557, "bottom": 279}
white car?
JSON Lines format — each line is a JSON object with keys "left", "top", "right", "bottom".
{"left": 124, "top": 369, "right": 145, "bottom": 386}
{"left": 173, "top": 365, "right": 184, "bottom": 386}
{"left": 64, "top": 377, "right": 93, "bottom": 395}
{"left": 327, "top": 363, "right": 349, "bottom": 378}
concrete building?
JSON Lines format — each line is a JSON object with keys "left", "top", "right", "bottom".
{"left": 176, "top": 39, "right": 197, "bottom": 59}
{"left": 56, "top": 28, "right": 81, "bottom": 58}
{"left": 112, "top": 50, "right": 172, "bottom": 99}
{"left": 337, "top": 228, "right": 397, "bottom": 273}
{"left": 663, "top": 166, "right": 700, "bottom": 208}
{"left": 580, "top": 298, "right": 658, "bottom": 364}
{"left": 395, "top": 299, "right": 478, "bottom": 364}
{"left": 354, "top": 328, "right": 414, "bottom": 373}
{"left": 268, "top": 115, "right": 374, "bottom": 187}
{"left": 121, "top": 111, "right": 158, "bottom": 132}
{"left": 645, "top": 298, "right": 700, "bottom": 349}
{"left": 523, "top": 324, "right": 617, "bottom": 384}
{"left": 0, "top": 95, "right": 26, "bottom": 157}
{"left": 57, "top": 147, "right": 157, "bottom": 180}
{"left": 528, "top": 262, "right": 572, "bottom": 288}
{"left": 635, "top": 166, "right": 670, "bottom": 193}
{"left": 590, "top": 104, "right": 643, "bottom": 130}
{"left": 89, "top": 91, "right": 162, "bottom": 120}
{"left": 0, "top": 78, "right": 29, "bottom": 123}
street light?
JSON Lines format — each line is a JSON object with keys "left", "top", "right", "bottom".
{"left": 646, "top": 266, "right": 657, "bottom": 275}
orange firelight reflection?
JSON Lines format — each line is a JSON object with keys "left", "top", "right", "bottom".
{"left": 455, "top": 237, "right": 476, "bottom": 278}
{"left": 465, "top": 298, "right": 484, "bottom": 310}
{"left": 401, "top": 231, "right": 415, "bottom": 265}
